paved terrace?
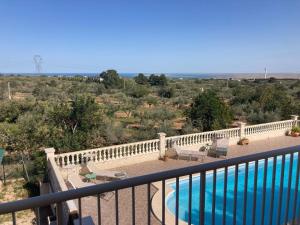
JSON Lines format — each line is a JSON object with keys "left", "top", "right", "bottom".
{"left": 76, "top": 136, "right": 300, "bottom": 225}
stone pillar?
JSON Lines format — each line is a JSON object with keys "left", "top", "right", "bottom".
{"left": 158, "top": 132, "right": 166, "bottom": 158}
{"left": 291, "top": 115, "right": 299, "bottom": 127}
{"left": 238, "top": 122, "right": 246, "bottom": 139}
{"left": 44, "top": 147, "right": 55, "bottom": 160}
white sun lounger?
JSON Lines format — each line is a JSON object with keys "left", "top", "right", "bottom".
{"left": 209, "top": 138, "right": 229, "bottom": 158}
{"left": 68, "top": 172, "right": 116, "bottom": 202}
{"left": 172, "top": 138, "right": 207, "bottom": 161}
{"left": 68, "top": 173, "right": 94, "bottom": 189}
{"left": 86, "top": 163, "right": 128, "bottom": 180}
{"left": 175, "top": 148, "right": 207, "bottom": 161}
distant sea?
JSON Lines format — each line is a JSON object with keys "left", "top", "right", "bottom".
{"left": 1, "top": 72, "right": 300, "bottom": 79}
{"left": 0, "top": 72, "right": 221, "bottom": 79}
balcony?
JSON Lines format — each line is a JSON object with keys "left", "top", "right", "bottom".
{"left": 1, "top": 119, "right": 300, "bottom": 225}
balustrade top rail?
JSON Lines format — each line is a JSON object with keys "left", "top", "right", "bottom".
{"left": 1, "top": 145, "right": 299, "bottom": 215}
{"left": 245, "top": 119, "right": 293, "bottom": 129}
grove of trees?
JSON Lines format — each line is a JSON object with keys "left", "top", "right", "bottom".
{"left": 1, "top": 73, "right": 299, "bottom": 157}
{"left": 1, "top": 72, "right": 300, "bottom": 193}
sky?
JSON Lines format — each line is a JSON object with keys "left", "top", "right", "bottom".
{"left": 0, "top": 0, "right": 300, "bottom": 74}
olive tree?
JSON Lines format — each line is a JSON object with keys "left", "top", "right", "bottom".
{"left": 188, "top": 91, "right": 233, "bottom": 131}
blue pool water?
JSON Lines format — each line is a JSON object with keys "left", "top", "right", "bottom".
{"left": 167, "top": 154, "right": 300, "bottom": 225}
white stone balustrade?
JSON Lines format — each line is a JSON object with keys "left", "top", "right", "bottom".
{"left": 53, "top": 118, "right": 298, "bottom": 168}
{"left": 244, "top": 120, "right": 294, "bottom": 136}
{"left": 55, "top": 138, "right": 160, "bottom": 167}
{"left": 165, "top": 127, "right": 241, "bottom": 148}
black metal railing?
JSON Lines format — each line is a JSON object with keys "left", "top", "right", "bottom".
{"left": 1, "top": 146, "right": 300, "bottom": 225}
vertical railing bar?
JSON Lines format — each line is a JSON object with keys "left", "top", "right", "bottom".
{"left": 115, "top": 190, "right": 119, "bottom": 225}
{"left": 175, "top": 177, "right": 179, "bottom": 225}
{"left": 233, "top": 164, "right": 238, "bottom": 225}
{"left": 212, "top": 169, "right": 216, "bottom": 225}
{"left": 78, "top": 198, "right": 82, "bottom": 225}
{"left": 132, "top": 187, "right": 135, "bottom": 225}
{"left": 200, "top": 171, "right": 206, "bottom": 225}
{"left": 243, "top": 162, "right": 249, "bottom": 225}
{"left": 223, "top": 166, "right": 228, "bottom": 225}
{"left": 252, "top": 160, "right": 258, "bottom": 225}
{"left": 12, "top": 212, "right": 16, "bottom": 225}
{"left": 276, "top": 154, "right": 286, "bottom": 225}
{"left": 284, "top": 153, "right": 294, "bottom": 225}
{"left": 188, "top": 174, "right": 192, "bottom": 225}
{"left": 261, "top": 158, "right": 268, "bottom": 225}
{"left": 147, "top": 183, "right": 151, "bottom": 225}
{"left": 269, "top": 156, "right": 277, "bottom": 225}
{"left": 97, "top": 194, "right": 101, "bottom": 225}
{"left": 36, "top": 207, "right": 40, "bottom": 225}
{"left": 56, "top": 202, "right": 63, "bottom": 225}
{"left": 162, "top": 179, "right": 166, "bottom": 225}
{"left": 292, "top": 151, "right": 300, "bottom": 225}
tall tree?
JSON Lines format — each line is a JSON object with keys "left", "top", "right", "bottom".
{"left": 148, "top": 74, "right": 168, "bottom": 86}
{"left": 188, "top": 91, "right": 233, "bottom": 131}
{"left": 134, "top": 73, "right": 148, "bottom": 85}
{"left": 100, "top": 70, "right": 123, "bottom": 89}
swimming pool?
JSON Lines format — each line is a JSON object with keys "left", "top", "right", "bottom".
{"left": 167, "top": 154, "right": 300, "bottom": 225}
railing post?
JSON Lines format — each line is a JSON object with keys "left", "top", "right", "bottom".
{"left": 44, "top": 147, "right": 56, "bottom": 159}
{"left": 158, "top": 133, "right": 166, "bottom": 158}
{"left": 291, "top": 115, "right": 299, "bottom": 127}
{"left": 238, "top": 122, "right": 246, "bottom": 139}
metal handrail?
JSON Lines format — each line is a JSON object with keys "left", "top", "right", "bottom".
{"left": 0, "top": 145, "right": 299, "bottom": 215}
